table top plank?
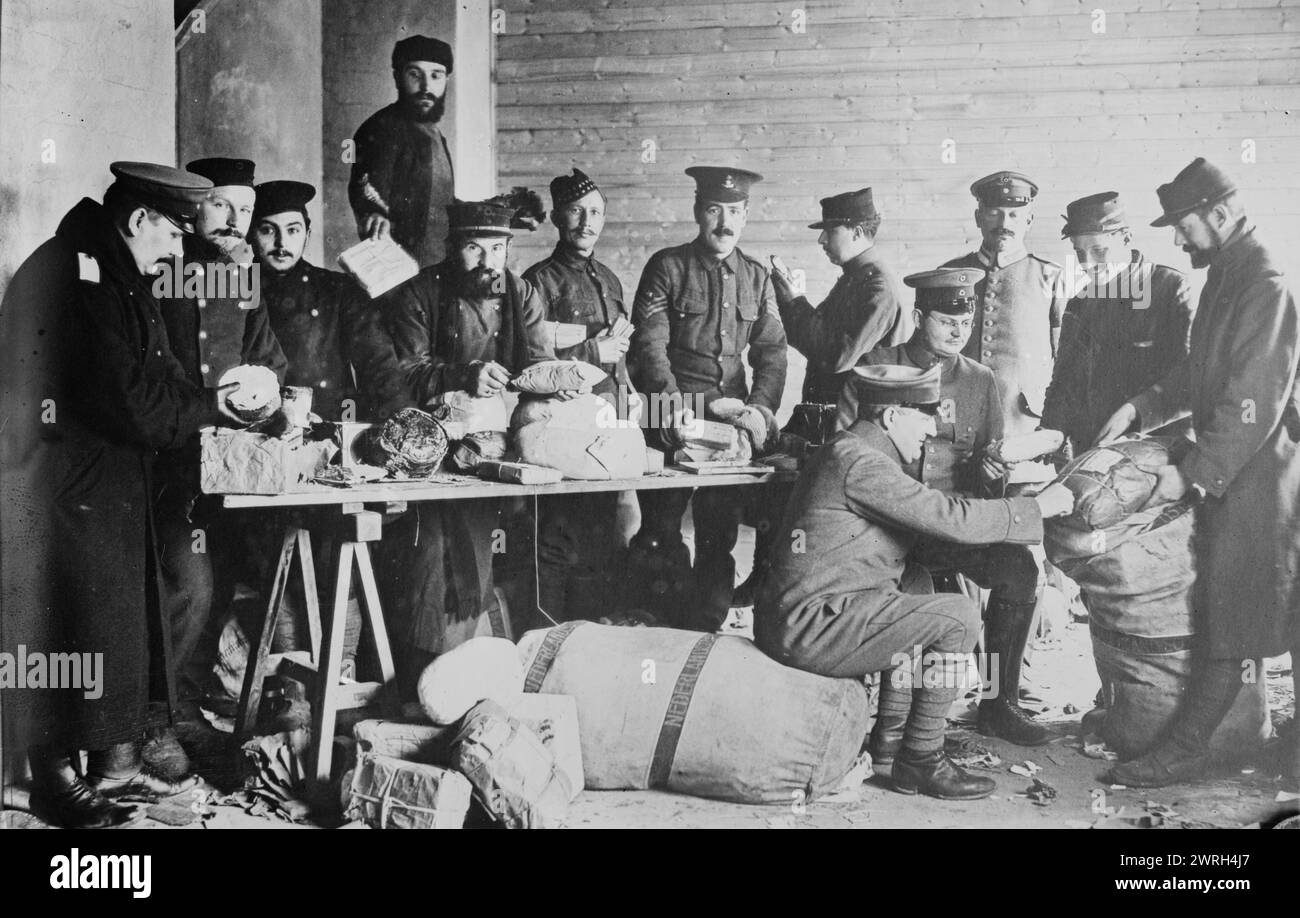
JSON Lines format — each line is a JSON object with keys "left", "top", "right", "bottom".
{"left": 220, "top": 468, "right": 795, "bottom": 509}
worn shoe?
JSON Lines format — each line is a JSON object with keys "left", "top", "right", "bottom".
{"left": 1108, "top": 743, "right": 1215, "bottom": 788}
{"left": 87, "top": 767, "right": 201, "bottom": 802}
{"left": 892, "top": 752, "right": 997, "bottom": 800}
{"left": 977, "top": 697, "right": 1054, "bottom": 745}
{"left": 36, "top": 776, "right": 144, "bottom": 829}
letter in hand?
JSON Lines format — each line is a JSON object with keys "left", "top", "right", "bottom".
{"left": 1095, "top": 402, "right": 1138, "bottom": 446}
{"left": 769, "top": 255, "right": 797, "bottom": 304}
{"left": 1033, "top": 482, "right": 1076, "bottom": 519}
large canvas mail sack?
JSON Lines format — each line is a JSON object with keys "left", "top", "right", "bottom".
{"left": 510, "top": 393, "right": 646, "bottom": 480}
{"left": 517, "top": 622, "right": 869, "bottom": 804}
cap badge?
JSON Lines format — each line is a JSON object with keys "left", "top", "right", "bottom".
{"left": 722, "top": 174, "right": 736, "bottom": 189}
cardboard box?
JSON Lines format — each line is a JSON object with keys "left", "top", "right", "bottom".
{"left": 200, "top": 428, "right": 338, "bottom": 495}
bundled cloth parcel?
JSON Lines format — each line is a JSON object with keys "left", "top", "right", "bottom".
{"left": 1043, "top": 437, "right": 1269, "bottom": 758}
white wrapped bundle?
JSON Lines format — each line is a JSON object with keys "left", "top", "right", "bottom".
{"left": 417, "top": 636, "right": 524, "bottom": 725}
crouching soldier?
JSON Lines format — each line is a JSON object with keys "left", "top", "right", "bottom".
{"left": 756, "top": 364, "right": 1074, "bottom": 799}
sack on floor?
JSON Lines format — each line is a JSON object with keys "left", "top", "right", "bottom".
{"left": 517, "top": 622, "right": 870, "bottom": 804}
{"left": 449, "top": 699, "right": 572, "bottom": 828}
{"left": 417, "top": 636, "right": 524, "bottom": 725}
{"left": 511, "top": 393, "right": 646, "bottom": 480}
{"left": 1046, "top": 502, "right": 1270, "bottom": 759}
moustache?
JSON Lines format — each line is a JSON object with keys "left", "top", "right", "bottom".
{"left": 712, "top": 228, "right": 736, "bottom": 238}
{"left": 269, "top": 250, "right": 292, "bottom": 258}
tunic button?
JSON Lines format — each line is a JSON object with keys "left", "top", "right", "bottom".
{"left": 984, "top": 320, "right": 993, "bottom": 327}
{"left": 983, "top": 335, "right": 992, "bottom": 342}
{"left": 200, "top": 363, "right": 210, "bottom": 374}
{"left": 983, "top": 350, "right": 992, "bottom": 358}
{"left": 1014, "top": 514, "right": 1022, "bottom": 523}
{"left": 302, "top": 275, "right": 309, "bottom": 283}
{"left": 723, "top": 302, "right": 731, "bottom": 309}
{"left": 198, "top": 299, "right": 207, "bottom": 308}
{"left": 155, "top": 349, "right": 162, "bottom": 356}
{"left": 319, "top": 380, "right": 328, "bottom": 388}
{"left": 198, "top": 330, "right": 208, "bottom": 341}
{"left": 310, "top": 309, "right": 319, "bottom": 317}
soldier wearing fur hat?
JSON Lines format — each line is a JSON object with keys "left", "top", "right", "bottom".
{"left": 359, "top": 198, "right": 557, "bottom": 689}
{"left": 1097, "top": 159, "right": 1300, "bottom": 788}
{"left": 756, "top": 363, "right": 1075, "bottom": 799}
{"left": 943, "top": 171, "right": 1068, "bottom": 438}
{"left": 349, "top": 34, "right": 457, "bottom": 268}
{"left": 6, "top": 163, "right": 249, "bottom": 827}
{"left": 1042, "top": 191, "right": 1193, "bottom": 452}
{"left": 841, "top": 268, "right": 1053, "bottom": 745}
{"left": 627, "top": 166, "right": 789, "bottom": 632}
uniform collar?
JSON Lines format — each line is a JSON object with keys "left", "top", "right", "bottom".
{"left": 57, "top": 198, "right": 142, "bottom": 282}
{"left": 842, "top": 246, "right": 882, "bottom": 276}
{"left": 691, "top": 237, "right": 744, "bottom": 273}
{"left": 550, "top": 243, "right": 598, "bottom": 271}
{"left": 976, "top": 245, "right": 1028, "bottom": 270}
{"left": 903, "top": 336, "right": 955, "bottom": 371}
{"left": 851, "top": 418, "right": 905, "bottom": 465}
{"left": 1209, "top": 221, "right": 1256, "bottom": 270}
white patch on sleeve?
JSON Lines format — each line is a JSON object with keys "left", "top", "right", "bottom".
{"left": 77, "top": 253, "right": 100, "bottom": 283}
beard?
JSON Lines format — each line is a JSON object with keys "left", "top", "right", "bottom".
{"left": 401, "top": 91, "right": 446, "bottom": 123}
{"left": 1184, "top": 245, "right": 1212, "bottom": 269}
{"left": 454, "top": 264, "right": 503, "bottom": 299}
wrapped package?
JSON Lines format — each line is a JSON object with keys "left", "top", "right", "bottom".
{"left": 344, "top": 752, "right": 473, "bottom": 829}
{"left": 428, "top": 389, "right": 509, "bottom": 439}
{"left": 448, "top": 430, "right": 508, "bottom": 472}
{"left": 511, "top": 394, "right": 647, "bottom": 480}
{"left": 510, "top": 359, "right": 607, "bottom": 395}
{"left": 200, "top": 428, "right": 338, "bottom": 495}
{"left": 1050, "top": 436, "right": 1178, "bottom": 531}
{"left": 364, "top": 408, "right": 449, "bottom": 477}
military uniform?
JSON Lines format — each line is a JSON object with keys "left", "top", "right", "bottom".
{"left": 943, "top": 172, "right": 1067, "bottom": 438}
{"left": 362, "top": 200, "right": 556, "bottom": 664}
{"left": 1043, "top": 192, "right": 1194, "bottom": 451}
{"left": 627, "top": 166, "right": 788, "bottom": 630}
{"left": 521, "top": 169, "right": 632, "bottom": 625}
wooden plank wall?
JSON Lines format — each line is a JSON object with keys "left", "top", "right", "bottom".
{"left": 495, "top": 0, "right": 1300, "bottom": 404}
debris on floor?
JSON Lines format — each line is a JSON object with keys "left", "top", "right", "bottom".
{"left": 1026, "top": 778, "right": 1057, "bottom": 806}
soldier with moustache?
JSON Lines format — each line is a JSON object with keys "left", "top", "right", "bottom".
{"left": 627, "top": 166, "right": 788, "bottom": 632}
{"left": 522, "top": 169, "right": 635, "bottom": 623}
{"left": 943, "top": 171, "right": 1068, "bottom": 438}
{"left": 840, "top": 268, "right": 1052, "bottom": 744}
{"left": 153, "top": 157, "right": 286, "bottom": 713}
{"left": 756, "top": 363, "right": 1075, "bottom": 799}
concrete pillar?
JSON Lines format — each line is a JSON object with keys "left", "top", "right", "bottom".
{"left": 0, "top": 0, "right": 177, "bottom": 788}
{"left": 176, "top": 0, "right": 326, "bottom": 265}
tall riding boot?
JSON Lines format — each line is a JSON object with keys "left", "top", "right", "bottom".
{"left": 28, "top": 744, "right": 141, "bottom": 829}
{"left": 86, "top": 739, "right": 201, "bottom": 802}
{"left": 1109, "top": 657, "right": 1246, "bottom": 787}
{"left": 977, "top": 598, "right": 1053, "bottom": 745}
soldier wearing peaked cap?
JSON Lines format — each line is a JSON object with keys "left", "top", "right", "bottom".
{"left": 152, "top": 158, "right": 286, "bottom": 710}
{"left": 626, "top": 165, "right": 788, "bottom": 631}
{"left": 840, "top": 267, "right": 1054, "bottom": 745}
{"left": 0, "top": 162, "right": 251, "bottom": 827}
{"left": 357, "top": 197, "right": 557, "bottom": 691}
{"left": 1096, "top": 159, "right": 1300, "bottom": 788}
{"left": 756, "top": 362, "right": 1076, "bottom": 799}
{"left": 735, "top": 186, "right": 909, "bottom": 607}
{"left": 1042, "top": 191, "right": 1193, "bottom": 452}
{"left": 349, "top": 34, "right": 457, "bottom": 268}
{"left": 522, "top": 168, "right": 634, "bottom": 625}
{"left": 943, "top": 170, "right": 1068, "bottom": 438}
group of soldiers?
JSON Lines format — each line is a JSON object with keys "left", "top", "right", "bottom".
{"left": 7, "top": 31, "right": 1298, "bottom": 824}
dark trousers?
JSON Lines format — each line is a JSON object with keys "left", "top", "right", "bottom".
{"left": 634, "top": 486, "right": 748, "bottom": 631}
{"left": 536, "top": 491, "right": 622, "bottom": 625}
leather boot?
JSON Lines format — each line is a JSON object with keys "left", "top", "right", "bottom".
{"left": 892, "top": 751, "right": 997, "bottom": 800}
{"left": 977, "top": 598, "right": 1053, "bottom": 745}
{"left": 86, "top": 740, "right": 201, "bottom": 802}
{"left": 29, "top": 745, "right": 142, "bottom": 829}
{"left": 867, "top": 713, "right": 907, "bottom": 778}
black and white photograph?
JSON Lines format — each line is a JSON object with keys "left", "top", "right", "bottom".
{"left": 0, "top": 0, "right": 1297, "bottom": 860}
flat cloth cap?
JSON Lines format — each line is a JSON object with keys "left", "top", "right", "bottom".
{"left": 447, "top": 199, "right": 514, "bottom": 237}
{"left": 971, "top": 171, "right": 1038, "bottom": 208}
{"left": 905, "top": 267, "right": 985, "bottom": 315}
{"left": 1150, "top": 157, "right": 1237, "bottom": 227}
{"left": 851, "top": 363, "right": 942, "bottom": 410}
{"left": 392, "top": 35, "right": 453, "bottom": 73}
{"left": 108, "top": 161, "right": 213, "bottom": 233}
{"left": 549, "top": 168, "right": 603, "bottom": 210}
{"left": 1062, "top": 191, "right": 1129, "bottom": 238}
{"left": 186, "top": 157, "right": 256, "bottom": 188}
{"left": 252, "top": 180, "right": 316, "bottom": 224}
{"left": 809, "top": 188, "right": 878, "bottom": 229}
{"left": 686, "top": 166, "right": 762, "bottom": 204}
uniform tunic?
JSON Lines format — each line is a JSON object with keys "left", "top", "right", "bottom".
{"left": 366, "top": 264, "right": 555, "bottom": 652}
{"left": 1042, "top": 250, "right": 1193, "bottom": 450}
{"left": 522, "top": 244, "right": 631, "bottom": 398}
{"left": 754, "top": 421, "right": 1042, "bottom": 676}
{"left": 1130, "top": 226, "right": 1300, "bottom": 656}
{"left": 45, "top": 200, "right": 223, "bottom": 747}
{"left": 942, "top": 249, "right": 1066, "bottom": 437}
{"left": 780, "top": 247, "right": 909, "bottom": 405}
{"left": 348, "top": 102, "right": 456, "bottom": 268}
